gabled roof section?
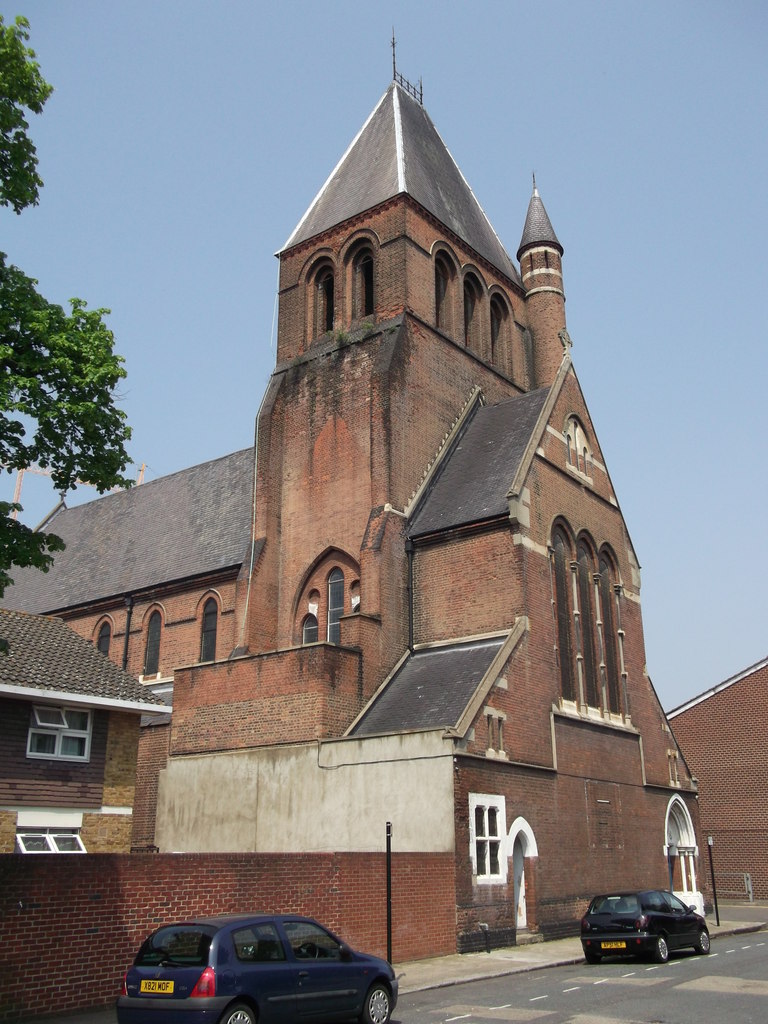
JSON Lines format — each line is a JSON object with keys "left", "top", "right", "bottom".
{"left": 667, "top": 654, "right": 768, "bottom": 718}
{"left": 1, "top": 448, "right": 255, "bottom": 614}
{"left": 408, "top": 387, "right": 550, "bottom": 539}
{"left": 282, "top": 82, "right": 521, "bottom": 285}
{"left": 348, "top": 635, "right": 507, "bottom": 737}
{"left": 0, "top": 608, "right": 167, "bottom": 713}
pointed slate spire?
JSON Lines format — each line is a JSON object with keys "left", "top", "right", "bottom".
{"left": 282, "top": 82, "right": 520, "bottom": 284}
{"left": 517, "top": 175, "right": 562, "bottom": 260}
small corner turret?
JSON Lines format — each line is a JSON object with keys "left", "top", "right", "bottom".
{"left": 517, "top": 177, "right": 567, "bottom": 388}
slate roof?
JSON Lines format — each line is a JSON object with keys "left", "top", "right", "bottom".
{"left": 517, "top": 182, "right": 562, "bottom": 258}
{"left": 0, "top": 608, "right": 167, "bottom": 711}
{"left": 282, "top": 82, "right": 521, "bottom": 285}
{"left": 349, "top": 636, "right": 506, "bottom": 737}
{"left": 1, "top": 448, "right": 255, "bottom": 614}
{"left": 409, "top": 389, "right": 549, "bottom": 539}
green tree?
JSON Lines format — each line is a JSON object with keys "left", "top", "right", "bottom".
{"left": 0, "top": 15, "right": 132, "bottom": 596}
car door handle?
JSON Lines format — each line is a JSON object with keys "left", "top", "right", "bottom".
{"left": 298, "top": 971, "right": 310, "bottom": 982}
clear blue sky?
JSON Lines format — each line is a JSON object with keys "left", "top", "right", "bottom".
{"left": 2, "top": 0, "right": 767, "bottom": 712}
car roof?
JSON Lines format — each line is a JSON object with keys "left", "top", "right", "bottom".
{"left": 154, "top": 914, "right": 319, "bottom": 929}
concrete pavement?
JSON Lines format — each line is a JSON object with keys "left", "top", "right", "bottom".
{"left": 18, "top": 904, "right": 767, "bottom": 1024}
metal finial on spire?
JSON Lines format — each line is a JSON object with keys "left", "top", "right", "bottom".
{"left": 391, "top": 30, "right": 423, "bottom": 104}
{"left": 532, "top": 171, "right": 538, "bottom": 196}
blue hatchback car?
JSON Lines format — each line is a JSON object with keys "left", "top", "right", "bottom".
{"left": 117, "top": 914, "right": 398, "bottom": 1024}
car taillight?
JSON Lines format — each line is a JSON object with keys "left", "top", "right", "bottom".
{"left": 580, "top": 916, "right": 591, "bottom": 933}
{"left": 120, "top": 973, "right": 128, "bottom": 996}
{"left": 634, "top": 914, "right": 648, "bottom": 931}
{"left": 190, "top": 967, "right": 216, "bottom": 998}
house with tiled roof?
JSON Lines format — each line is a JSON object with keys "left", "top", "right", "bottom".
{"left": 0, "top": 608, "right": 167, "bottom": 853}
{"left": 1, "top": 79, "right": 703, "bottom": 946}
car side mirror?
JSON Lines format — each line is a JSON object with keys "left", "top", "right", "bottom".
{"left": 339, "top": 943, "right": 353, "bottom": 962}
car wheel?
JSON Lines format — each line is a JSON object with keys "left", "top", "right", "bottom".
{"left": 652, "top": 934, "right": 669, "bottom": 964}
{"left": 584, "top": 949, "right": 601, "bottom": 964}
{"left": 219, "top": 1003, "right": 256, "bottom": 1024}
{"left": 694, "top": 928, "right": 711, "bottom": 955}
{"left": 361, "top": 982, "right": 392, "bottom": 1024}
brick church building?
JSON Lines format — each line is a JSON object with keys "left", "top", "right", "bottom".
{"left": 2, "top": 78, "right": 704, "bottom": 948}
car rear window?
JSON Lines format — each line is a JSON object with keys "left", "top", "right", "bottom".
{"left": 589, "top": 895, "right": 640, "bottom": 915}
{"left": 135, "top": 925, "right": 215, "bottom": 967}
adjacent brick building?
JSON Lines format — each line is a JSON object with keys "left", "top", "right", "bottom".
{"left": 668, "top": 657, "right": 768, "bottom": 901}
{"left": 1, "top": 79, "right": 705, "bottom": 947}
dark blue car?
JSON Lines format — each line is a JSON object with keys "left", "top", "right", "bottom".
{"left": 117, "top": 914, "right": 398, "bottom": 1024}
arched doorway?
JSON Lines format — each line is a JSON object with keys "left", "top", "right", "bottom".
{"left": 508, "top": 817, "right": 538, "bottom": 931}
{"left": 665, "top": 797, "right": 703, "bottom": 913}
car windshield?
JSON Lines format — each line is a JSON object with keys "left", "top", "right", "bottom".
{"left": 589, "top": 894, "right": 641, "bottom": 915}
{"left": 135, "top": 926, "right": 214, "bottom": 967}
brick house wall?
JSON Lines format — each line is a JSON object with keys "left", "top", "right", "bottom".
{"left": 669, "top": 659, "right": 768, "bottom": 899}
{"left": 0, "top": 851, "right": 456, "bottom": 1022}
{"left": 0, "top": 701, "right": 144, "bottom": 854}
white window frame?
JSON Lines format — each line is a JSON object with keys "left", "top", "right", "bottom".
{"left": 27, "top": 705, "right": 92, "bottom": 762}
{"left": 16, "top": 829, "right": 87, "bottom": 854}
{"left": 469, "top": 793, "right": 507, "bottom": 884}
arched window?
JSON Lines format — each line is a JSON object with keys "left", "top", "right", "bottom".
{"left": 552, "top": 529, "right": 575, "bottom": 702}
{"left": 353, "top": 249, "right": 374, "bottom": 318}
{"left": 490, "top": 294, "right": 507, "bottom": 359}
{"left": 435, "top": 254, "right": 452, "bottom": 331}
{"left": 327, "top": 568, "right": 344, "bottom": 644}
{"left": 143, "top": 611, "right": 162, "bottom": 677}
{"left": 200, "top": 598, "right": 218, "bottom": 663}
{"left": 566, "top": 416, "right": 591, "bottom": 475}
{"left": 96, "top": 621, "right": 111, "bottom": 657}
{"left": 463, "top": 273, "right": 482, "bottom": 350}
{"left": 302, "top": 614, "right": 319, "bottom": 644}
{"left": 316, "top": 266, "right": 335, "bottom": 334}
{"left": 599, "top": 553, "right": 621, "bottom": 714}
{"left": 577, "top": 542, "right": 599, "bottom": 707}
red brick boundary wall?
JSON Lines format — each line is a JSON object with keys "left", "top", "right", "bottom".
{"left": 0, "top": 851, "right": 456, "bottom": 1022}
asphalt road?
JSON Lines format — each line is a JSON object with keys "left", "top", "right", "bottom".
{"left": 399, "top": 929, "right": 768, "bottom": 1024}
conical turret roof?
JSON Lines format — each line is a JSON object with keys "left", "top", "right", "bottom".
{"left": 517, "top": 180, "right": 562, "bottom": 259}
{"left": 282, "top": 82, "right": 521, "bottom": 285}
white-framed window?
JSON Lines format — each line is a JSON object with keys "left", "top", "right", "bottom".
{"left": 27, "top": 705, "right": 92, "bottom": 761}
{"left": 469, "top": 793, "right": 507, "bottom": 883}
{"left": 16, "top": 828, "right": 86, "bottom": 854}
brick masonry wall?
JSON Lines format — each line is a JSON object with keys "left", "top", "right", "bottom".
{"left": 670, "top": 663, "right": 768, "bottom": 898}
{"left": 453, "top": 757, "right": 701, "bottom": 945}
{"left": 131, "top": 721, "right": 170, "bottom": 850}
{"left": 0, "top": 850, "right": 456, "bottom": 1022}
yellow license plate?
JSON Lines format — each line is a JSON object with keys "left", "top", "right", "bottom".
{"left": 140, "top": 980, "right": 174, "bottom": 994}
{"left": 601, "top": 941, "right": 626, "bottom": 950}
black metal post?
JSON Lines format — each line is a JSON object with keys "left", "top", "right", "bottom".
{"left": 707, "top": 836, "right": 720, "bottom": 925}
{"left": 386, "top": 822, "right": 392, "bottom": 964}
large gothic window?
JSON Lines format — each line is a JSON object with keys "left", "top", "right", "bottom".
{"left": 317, "top": 267, "right": 335, "bottom": 333}
{"left": 97, "top": 621, "right": 111, "bottom": 657}
{"left": 353, "top": 248, "right": 374, "bottom": 318}
{"left": 200, "top": 598, "right": 218, "bottom": 663}
{"left": 435, "top": 253, "right": 452, "bottom": 332}
{"left": 552, "top": 528, "right": 575, "bottom": 702}
{"left": 143, "top": 611, "right": 162, "bottom": 676}
{"left": 599, "top": 552, "right": 622, "bottom": 714}
{"left": 327, "top": 568, "right": 344, "bottom": 644}
{"left": 577, "top": 541, "right": 599, "bottom": 708}
{"left": 463, "top": 272, "right": 482, "bottom": 351}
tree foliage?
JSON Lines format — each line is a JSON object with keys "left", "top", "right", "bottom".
{"left": 0, "top": 15, "right": 52, "bottom": 213}
{"left": 0, "top": 15, "right": 132, "bottom": 596}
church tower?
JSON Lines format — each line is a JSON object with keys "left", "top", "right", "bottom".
{"left": 229, "top": 79, "right": 568, "bottom": 732}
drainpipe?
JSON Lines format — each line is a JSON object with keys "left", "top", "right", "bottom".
{"left": 122, "top": 595, "right": 134, "bottom": 671}
{"left": 405, "top": 538, "right": 414, "bottom": 652}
